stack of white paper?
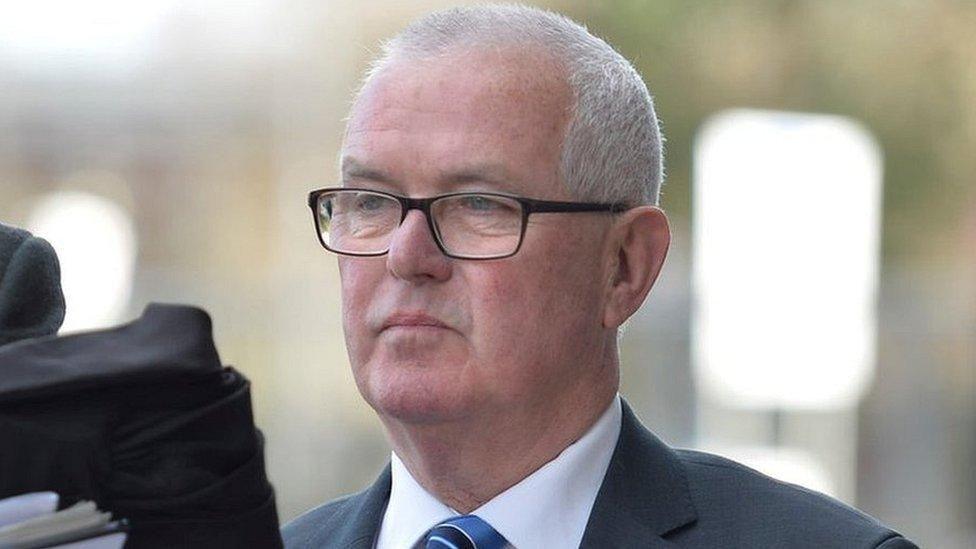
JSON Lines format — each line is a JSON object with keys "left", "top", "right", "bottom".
{"left": 0, "top": 493, "right": 126, "bottom": 549}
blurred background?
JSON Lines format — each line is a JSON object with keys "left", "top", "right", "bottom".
{"left": 1, "top": 0, "right": 973, "bottom": 546}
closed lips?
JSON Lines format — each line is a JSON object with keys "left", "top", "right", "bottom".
{"left": 382, "top": 313, "right": 449, "bottom": 330}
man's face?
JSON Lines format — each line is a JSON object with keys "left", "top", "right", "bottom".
{"left": 339, "top": 48, "right": 615, "bottom": 425}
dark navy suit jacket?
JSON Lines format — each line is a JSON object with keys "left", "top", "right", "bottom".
{"left": 282, "top": 402, "right": 916, "bottom": 548}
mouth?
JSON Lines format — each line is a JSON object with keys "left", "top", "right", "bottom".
{"left": 381, "top": 312, "right": 451, "bottom": 332}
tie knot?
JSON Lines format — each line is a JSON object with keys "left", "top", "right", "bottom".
{"left": 425, "top": 515, "right": 511, "bottom": 549}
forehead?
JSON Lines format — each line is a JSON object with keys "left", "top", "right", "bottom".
{"left": 342, "top": 47, "right": 572, "bottom": 197}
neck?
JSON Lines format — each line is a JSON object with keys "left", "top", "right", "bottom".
{"left": 381, "top": 365, "right": 618, "bottom": 513}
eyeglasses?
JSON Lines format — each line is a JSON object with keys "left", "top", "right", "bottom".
{"left": 307, "top": 187, "right": 629, "bottom": 260}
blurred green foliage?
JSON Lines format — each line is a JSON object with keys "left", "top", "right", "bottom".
{"left": 560, "top": 0, "right": 975, "bottom": 264}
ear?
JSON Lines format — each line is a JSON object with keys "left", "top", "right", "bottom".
{"left": 602, "top": 206, "right": 671, "bottom": 329}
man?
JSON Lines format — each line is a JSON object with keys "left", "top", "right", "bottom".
{"left": 284, "top": 5, "right": 916, "bottom": 548}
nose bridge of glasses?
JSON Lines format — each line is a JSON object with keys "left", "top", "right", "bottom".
{"left": 393, "top": 204, "right": 442, "bottom": 252}
{"left": 399, "top": 195, "right": 432, "bottom": 220}
{"left": 394, "top": 195, "right": 437, "bottom": 232}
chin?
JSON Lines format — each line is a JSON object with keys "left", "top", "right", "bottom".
{"left": 357, "top": 361, "right": 476, "bottom": 425}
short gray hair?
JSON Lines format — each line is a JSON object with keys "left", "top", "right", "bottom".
{"left": 354, "top": 3, "right": 664, "bottom": 206}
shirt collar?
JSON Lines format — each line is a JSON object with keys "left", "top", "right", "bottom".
{"left": 376, "top": 395, "right": 622, "bottom": 549}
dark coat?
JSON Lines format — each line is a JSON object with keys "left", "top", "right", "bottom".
{"left": 282, "top": 401, "right": 916, "bottom": 548}
{"left": 0, "top": 304, "right": 282, "bottom": 549}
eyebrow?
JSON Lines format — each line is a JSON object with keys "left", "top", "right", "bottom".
{"left": 443, "top": 163, "right": 521, "bottom": 191}
{"left": 340, "top": 156, "right": 523, "bottom": 193}
{"left": 341, "top": 156, "right": 395, "bottom": 184}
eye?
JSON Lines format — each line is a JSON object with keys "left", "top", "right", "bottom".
{"left": 459, "top": 195, "right": 500, "bottom": 212}
{"left": 355, "top": 194, "right": 387, "bottom": 211}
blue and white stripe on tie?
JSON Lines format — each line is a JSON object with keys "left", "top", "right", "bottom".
{"left": 424, "top": 515, "right": 512, "bottom": 549}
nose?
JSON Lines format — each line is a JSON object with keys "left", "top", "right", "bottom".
{"left": 386, "top": 209, "right": 452, "bottom": 282}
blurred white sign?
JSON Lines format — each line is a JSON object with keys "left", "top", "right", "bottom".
{"left": 692, "top": 109, "right": 883, "bottom": 410}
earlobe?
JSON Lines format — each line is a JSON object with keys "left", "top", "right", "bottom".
{"left": 602, "top": 206, "right": 671, "bottom": 329}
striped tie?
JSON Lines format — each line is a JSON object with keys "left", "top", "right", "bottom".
{"left": 424, "top": 515, "right": 512, "bottom": 549}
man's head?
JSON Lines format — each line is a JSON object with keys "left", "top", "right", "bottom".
{"left": 332, "top": 5, "right": 670, "bottom": 428}
{"left": 354, "top": 5, "right": 664, "bottom": 206}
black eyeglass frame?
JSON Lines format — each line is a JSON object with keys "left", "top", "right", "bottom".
{"left": 307, "top": 187, "right": 630, "bottom": 260}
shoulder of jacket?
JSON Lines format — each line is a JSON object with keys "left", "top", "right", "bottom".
{"left": 671, "top": 448, "right": 911, "bottom": 548}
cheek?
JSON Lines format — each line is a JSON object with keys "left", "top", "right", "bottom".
{"left": 466, "top": 255, "right": 601, "bottom": 373}
{"left": 338, "top": 260, "right": 382, "bottom": 357}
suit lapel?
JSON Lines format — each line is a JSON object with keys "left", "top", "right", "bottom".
{"left": 579, "top": 400, "right": 697, "bottom": 548}
{"left": 335, "top": 466, "right": 392, "bottom": 549}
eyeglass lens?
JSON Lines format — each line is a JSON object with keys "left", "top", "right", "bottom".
{"left": 317, "top": 190, "right": 524, "bottom": 258}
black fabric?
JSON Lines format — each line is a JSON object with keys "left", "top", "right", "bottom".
{"left": 282, "top": 400, "right": 918, "bottom": 549}
{"left": 0, "top": 304, "right": 283, "bottom": 548}
{"left": 0, "top": 223, "right": 65, "bottom": 346}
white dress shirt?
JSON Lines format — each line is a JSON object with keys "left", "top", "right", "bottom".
{"left": 375, "top": 395, "right": 622, "bottom": 549}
